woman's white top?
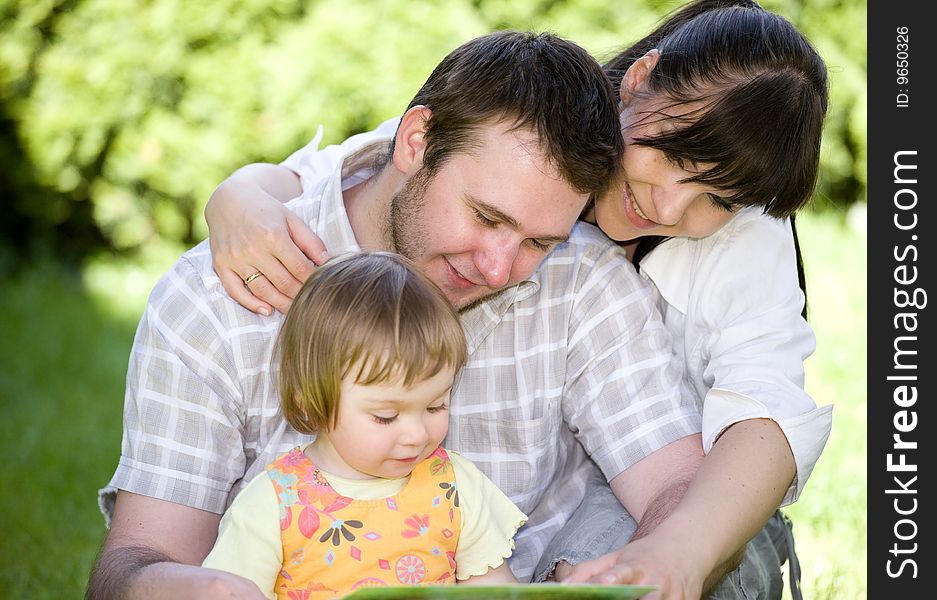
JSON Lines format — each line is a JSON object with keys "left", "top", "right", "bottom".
{"left": 640, "top": 207, "right": 833, "bottom": 505}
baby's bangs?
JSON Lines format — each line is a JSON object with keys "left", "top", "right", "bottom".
{"left": 343, "top": 290, "right": 467, "bottom": 389}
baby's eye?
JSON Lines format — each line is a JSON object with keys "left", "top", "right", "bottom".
{"left": 371, "top": 414, "right": 397, "bottom": 425}
{"left": 427, "top": 403, "right": 448, "bottom": 414}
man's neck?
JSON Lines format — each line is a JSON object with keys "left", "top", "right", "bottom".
{"left": 343, "top": 166, "right": 398, "bottom": 252}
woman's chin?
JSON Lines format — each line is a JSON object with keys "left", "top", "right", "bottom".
{"left": 594, "top": 208, "right": 645, "bottom": 242}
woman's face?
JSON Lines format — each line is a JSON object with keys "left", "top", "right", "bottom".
{"left": 594, "top": 97, "right": 738, "bottom": 243}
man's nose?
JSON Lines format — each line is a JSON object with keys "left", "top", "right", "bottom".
{"left": 476, "top": 235, "right": 519, "bottom": 289}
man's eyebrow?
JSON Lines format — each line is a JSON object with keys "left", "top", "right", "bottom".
{"left": 467, "top": 196, "right": 570, "bottom": 244}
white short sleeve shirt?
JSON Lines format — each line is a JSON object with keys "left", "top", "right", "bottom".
{"left": 640, "top": 208, "right": 834, "bottom": 505}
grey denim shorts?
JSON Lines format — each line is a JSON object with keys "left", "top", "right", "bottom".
{"left": 532, "top": 468, "right": 796, "bottom": 600}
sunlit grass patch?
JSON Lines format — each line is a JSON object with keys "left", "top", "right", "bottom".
{"left": 784, "top": 207, "right": 867, "bottom": 600}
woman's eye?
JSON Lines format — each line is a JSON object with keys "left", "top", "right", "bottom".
{"left": 664, "top": 153, "right": 686, "bottom": 169}
{"left": 709, "top": 194, "right": 734, "bottom": 213}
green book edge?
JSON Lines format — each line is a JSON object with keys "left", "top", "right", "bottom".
{"left": 345, "top": 583, "right": 658, "bottom": 599}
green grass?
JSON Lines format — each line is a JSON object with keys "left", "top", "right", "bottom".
{"left": 0, "top": 264, "right": 137, "bottom": 596}
{"left": 783, "top": 208, "right": 867, "bottom": 599}
{"left": 0, "top": 209, "right": 866, "bottom": 598}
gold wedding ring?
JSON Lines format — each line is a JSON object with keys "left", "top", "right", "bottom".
{"left": 243, "top": 271, "right": 263, "bottom": 285}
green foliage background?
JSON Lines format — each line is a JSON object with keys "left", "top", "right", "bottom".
{"left": 2, "top": 0, "right": 865, "bottom": 268}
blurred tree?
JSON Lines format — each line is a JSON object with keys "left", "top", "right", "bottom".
{"left": 0, "top": 0, "right": 867, "bottom": 270}
{"left": 763, "top": 0, "right": 866, "bottom": 211}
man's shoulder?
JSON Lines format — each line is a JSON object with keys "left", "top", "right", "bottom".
{"left": 150, "top": 240, "right": 224, "bottom": 306}
{"left": 143, "top": 239, "right": 279, "bottom": 341}
{"left": 539, "top": 221, "right": 623, "bottom": 262}
{"left": 566, "top": 220, "right": 621, "bottom": 248}
{"left": 536, "top": 221, "right": 642, "bottom": 286}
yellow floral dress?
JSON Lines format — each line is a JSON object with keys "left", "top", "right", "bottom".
{"left": 267, "top": 446, "right": 462, "bottom": 599}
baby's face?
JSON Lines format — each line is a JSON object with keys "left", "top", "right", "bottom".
{"left": 319, "top": 367, "right": 454, "bottom": 480}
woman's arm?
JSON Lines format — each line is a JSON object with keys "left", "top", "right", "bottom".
{"left": 205, "top": 163, "right": 328, "bottom": 315}
{"left": 694, "top": 419, "right": 795, "bottom": 591}
{"left": 205, "top": 118, "right": 401, "bottom": 315}
{"left": 563, "top": 420, "right": 793, "bottom": 599}
{"left": 564, "top": 214, "right": 822, "bottom": 598}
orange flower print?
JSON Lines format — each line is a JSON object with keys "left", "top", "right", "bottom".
{"left": 402, "top": 514, "right": 430, "bottom": 538}
{"left": 396, "top": 555, "right": 426, "bottom": 584}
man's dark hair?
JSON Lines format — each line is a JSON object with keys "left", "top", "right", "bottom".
{"left": 397, "top": 30, "right": 622, "bottom": 197}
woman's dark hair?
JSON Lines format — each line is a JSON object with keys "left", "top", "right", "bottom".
{"left": 605, "top": 0, "right": 828, "bottom": 217}
{"left": 615, "top": 0, "right": 824, "bottom": 318}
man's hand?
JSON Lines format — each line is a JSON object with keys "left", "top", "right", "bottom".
{"left": 87, "top": 491, "right": 265, "bottom": 599}
{"left": 562, "top": 421, "right": 791, "bottom": 599}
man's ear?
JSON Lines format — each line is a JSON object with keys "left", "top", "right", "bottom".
{"left": 392, "top": 106, "right": 431, "bottom": 175}
{"left": 620, "top": 49, "right": 661, "bottom": 106}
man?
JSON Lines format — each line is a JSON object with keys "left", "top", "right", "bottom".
{"left": 88, "top": 31, "right": 702, "bottom": 598}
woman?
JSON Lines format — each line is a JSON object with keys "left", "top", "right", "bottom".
{"left": 204, "top": 1, "right": 833, "bottom": 598}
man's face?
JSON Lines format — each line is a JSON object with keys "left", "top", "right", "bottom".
{"left": 389, "top": 123, "right": 588, "bottom": 310}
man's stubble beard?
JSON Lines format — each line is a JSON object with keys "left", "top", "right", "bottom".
{"left": 388, "top": 167, "right": 432, "bottom": 261}
{"left": 387, "top": 166, "right": 505, "bottom": 312}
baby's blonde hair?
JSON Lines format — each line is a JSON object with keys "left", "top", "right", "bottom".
{"left": 275, "top": 252, "right": 467, "bottom": 434}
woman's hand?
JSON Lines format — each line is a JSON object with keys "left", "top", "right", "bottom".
{"left": 560, "top": 534, "right": 705, "bottom": 600}
{"left": 205, "top": 165, "right": 330, "bottom": 315}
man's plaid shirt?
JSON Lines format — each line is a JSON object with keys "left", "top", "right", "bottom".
{"left": 102, "top": 130, "right": 700, "bottom": 581}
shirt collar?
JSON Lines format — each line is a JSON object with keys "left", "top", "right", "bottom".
{"left": 638, "top": 207, "right": 765, "bottom": 315}
{"left": 459, "top": 279, "right": 540, "bottom": 354}
{"left": 313, "top": 134, "right": 393, "bottom": 255}
{"left": 638, "top": 236, "right": 693, "bottom": 314}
